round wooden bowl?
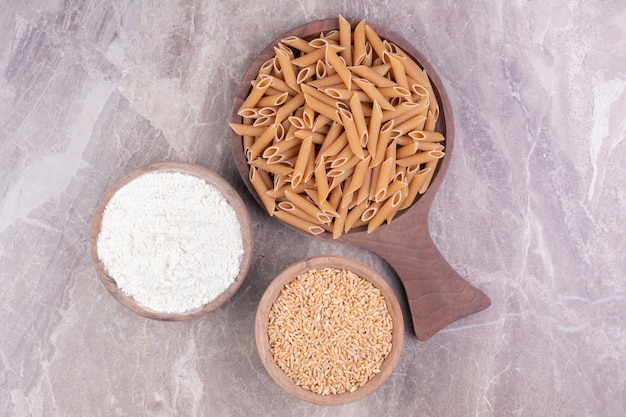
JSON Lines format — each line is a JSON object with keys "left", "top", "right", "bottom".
{"left": 255, "top": 256, "right": 404, "bottom": 405}
{"left": 90, "top": 161, "right": 254, "bottom": 320}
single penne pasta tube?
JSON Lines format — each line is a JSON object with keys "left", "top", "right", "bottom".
{"left": 250, "top": 157, "right": 292, "bottom": 177}
{"left": 364, "top": 24, "right": 386, "bottom": 61}
{"left": 338, "top": 14, "right": 353, "bottom": 66}
{"left": 393, "top": 166, "right": 407, "bottom": 184}
{"left": 248, "top": 124, "right": 277, "bottom": 160}
{"left": 354, "top": 164, "right": 372, "bottom": 205}
{"left": 332, "top": 203, "right": 349, "bottom": 239}
{"left": 275, "top": 122, "right": 286, "bottom": 141}
{"left": 419, "top": 158, "right": 438, "bottom": 194}
{"left": 284, "top": 189, "right": 331, "bottom": 223}
{"left": 304, "top": 142, "right": 316, "bottom": 182}
{"left": 281, "top": 35, "right": 316, "bottom": 53}
{"left": 308, "top": 73, "right": 344, "bottom": 88}
{"left": 420, "top": 69, "right": 440, "bottom": 114}
{"left": 291, "top": 135, "right": 313, "bottom": 188}
{"left": 331, "top": 153, "right": 361, "bottom": 174}
{"left": 352, "top": 77, "right": 395, "bottom": 111}
{"left": 249, "top": 166, "right": 276, "bottom": 215}
{"left": 238, "top": 108, "right": 258, "bottom": 118}
{"left": 367, "top": 190, "right": 403, "bottom": 233}
{"left": 373, "top": 157, "right": 396, "bottom": 202}
{"left": 291, "top": 47, "right": 327, "bottom": 67}
{"left": 366, "top": 101, "right": 383, "bottom": 158}
{"left": 378, "top": 85, "right": 411, "bottom": 99}
{"left": 407, "top": 77, "right": 429, "bottom": 98}
{"left": 238, "top": 76, "right": 273, "bottom": 114}
{"left": 385, "top": 139, "right": 397, "bottom": 162}
{"left": 257, "top": 92, "right": 289, "bottom": 107}
{"left": 393, "top": 135, "right": 413, "bottom": 146}
{"left": 258, "top": 58, "right": 275, "bottom": 76}
{"left": 391, "top": 115, "right": 427, "bottom": 137}
{"left": 393, "top": 53, "right": 429, "bottom": 86}
{"left": 296, "top": 65, "right": 315, "bottom": 84}
{"left": 396, "top": 149, "right": 444, "bottom": 167}
{"left": 274, "top": 210, "right": 326, "bottom": 235}
{"left": 275, "top": 93, "right": 305, "bottom": 123}
{"left": 277, "top": 201, "right": 322, "bottom": 225}
{"left": 371, "top": 119, "right": 394, "bottom": 167}
{"left": 352, "top": 20, "right": 367, "bottom": 65}
{"left": 303, "top": 94, "right": 342, "bottom": 124}
{"left": 361, "top": 200, "right": 382, "bottom": 222}
{"left": 243, "top": 135, "right": 254, "bottom": 159}
{"left": 327, "top": 182, "right": 343, "bottom": 209}
{"left": 400, "top": 166, "right": 431, "bottom": 209}
{"left": 288, "top": 115, "right": 307, "bottom": 130}
{"left": 424, "top": 108, "right": 439, "bottom": 131}
{"left": 302, "top": 103, "right": 315, "bottom": 129}
{"left": 229, "top": 123, "right": 267, "bottom": 137}
{"left": 313, "top": 157, "right": 330, "bottom": 202}
{"left": 257, "top": 106, "right": 277, "bottom": 117}
{"left": 265, "top": 145, "right": 300, "bottom": 164}
{"left": 293, "top": 129, "right": 326, "bottom": 145}
{"left": 324, "top": 88, "right": 371, "bottom": 102}
{"left": 408, "top": 130, "right": 446, "bottom": 142}
{"left": 416, "top": 141, "right": 445, "bottom": 152}
{"left": 348, "top": 64, "right": 395, "bottom": 87}
{"left": 344, "top": 155, "right": 371, "bottom": 195}
{"left": 343, "top": 198, "right": 370, "bottom": 233}
{"left": 361, "top": 42, "right": 374, "bottom": 66}
{"left": 339, "top": 177, "right": 355, "bottom": 209}
{"left": 349, "top": 93, "right": 369, "bottom": 148}
{"left": 386, "top": 53, "right": 409, "bottom": 90}
{"left": 325, "top": 45, "right": 352, "bottom": 89}
{"left": 316, "top": 122, "right": 344, "bottom": 155}
{"left": 311, "top": 59, "right": 324, "bottom": 79}
{"left": 396, "top": 141, "right": 420, "bottom": 159}
{"left": 338, "top": 108, "right": 366, "bottom": 159}
{"left": 380, "top": 101, "right": 421, "bottom": 123}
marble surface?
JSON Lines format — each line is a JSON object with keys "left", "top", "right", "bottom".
{"left": 1, "top": 1, "right": 624, "bottom": 416}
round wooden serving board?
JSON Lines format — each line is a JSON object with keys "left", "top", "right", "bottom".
{"left": 230, "top": 19, "right": 490, "bottom": 340}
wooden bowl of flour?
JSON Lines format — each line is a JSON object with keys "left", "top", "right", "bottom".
{"left": 90, "top": 161, "right": 253, "bottom": 320}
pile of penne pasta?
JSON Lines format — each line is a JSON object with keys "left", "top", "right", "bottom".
{"left": 230, "top": 16, "right": 445, "bottom": 238}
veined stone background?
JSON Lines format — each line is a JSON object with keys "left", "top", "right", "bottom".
{"left": 1, "top": 1, "right": 624, "bottom": 416}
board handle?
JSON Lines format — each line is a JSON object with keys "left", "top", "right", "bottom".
{"left": 344, "top": 220, "right": 491, "bottom": 340}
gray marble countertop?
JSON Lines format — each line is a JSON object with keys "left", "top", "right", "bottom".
{"left": 1, "top": 1, "right": 624, "bottom": 416}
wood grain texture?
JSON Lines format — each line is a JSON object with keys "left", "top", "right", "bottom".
{"left": 231, "top": 18, "right": 490, "bottom": 340}
{"left": 255, "top": 256, "right": 404, "bottom": 405}
{"left": 90, "top": 161, "right": 254, "bottom": 320}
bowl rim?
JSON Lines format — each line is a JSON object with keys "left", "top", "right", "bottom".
{"left": 89, "top": 161, "right": 254, "bottom": 320}
{"left": 255, "top": 255, "right": 404, "bottom": 405}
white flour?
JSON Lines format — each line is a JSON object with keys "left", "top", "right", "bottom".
{"left": 97, "top": 171, "right": 244, "bottom": 313}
